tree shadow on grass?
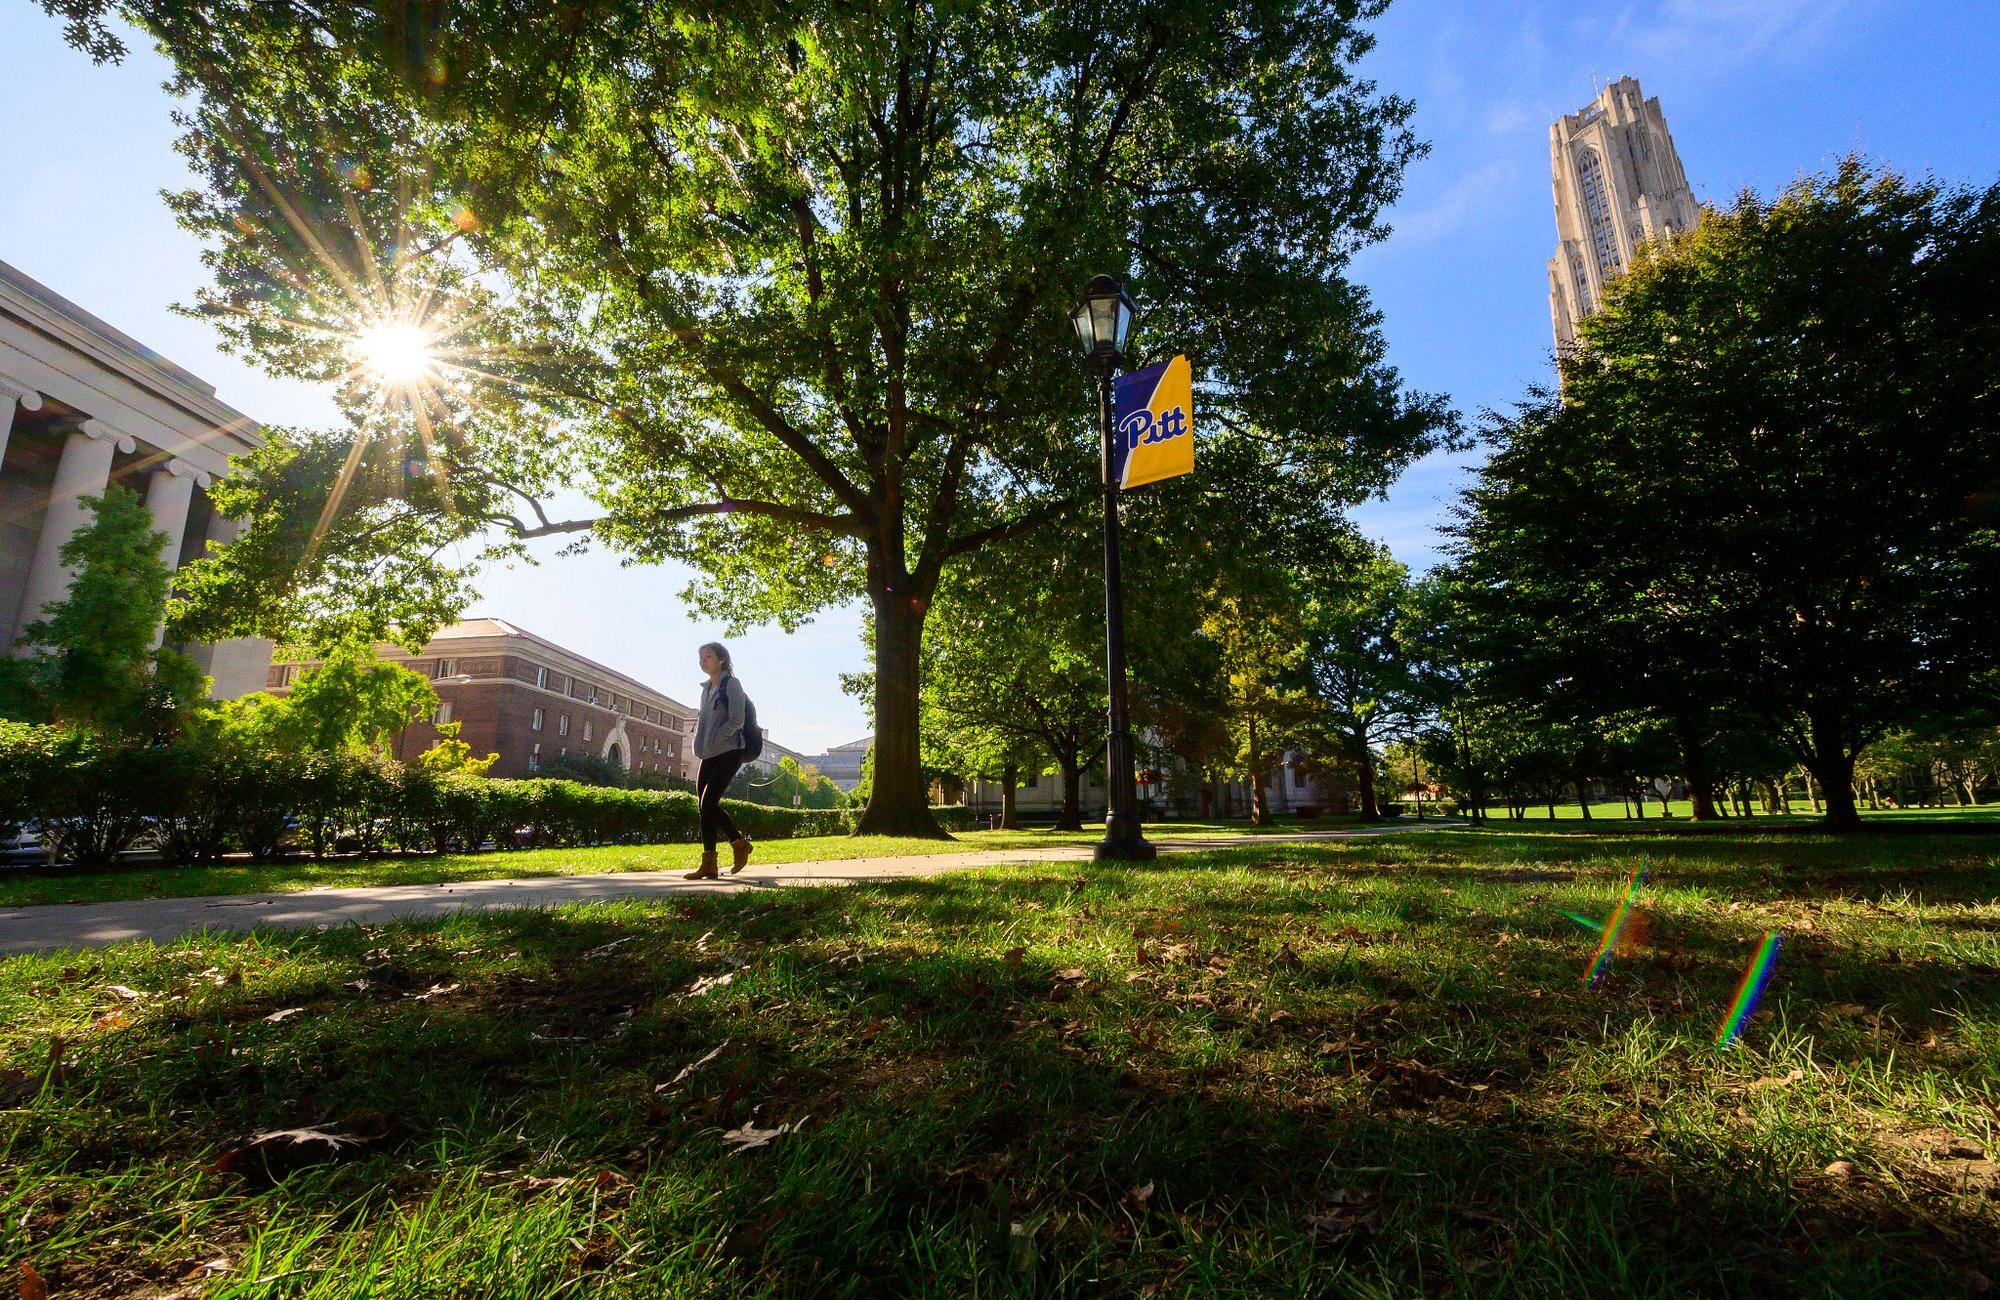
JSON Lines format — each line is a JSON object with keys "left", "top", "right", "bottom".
{"left": 4, "top": 869, "right": 1997, "bottom": 1297}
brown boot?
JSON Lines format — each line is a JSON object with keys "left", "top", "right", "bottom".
{"left": 684, "top": 850, "right": 720, "bottom": 880}
{"left": 729, "top": 836, "right": 754, "bottom": 874}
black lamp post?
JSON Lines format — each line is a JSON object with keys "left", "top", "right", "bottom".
{"left": 1070, "top": 275, "right": 1156, "bottom": 862}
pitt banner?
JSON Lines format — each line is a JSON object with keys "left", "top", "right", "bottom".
{"left": 1111, "top": 354, "right": 1195, "bottom": 490}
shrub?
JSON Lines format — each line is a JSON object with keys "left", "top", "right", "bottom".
{"left": 0, "top": 724, "right": 913, "bottom": 867}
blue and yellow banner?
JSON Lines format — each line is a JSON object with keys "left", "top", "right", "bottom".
{"left": 1111, "top": 354, "right": 1195, "bottom": 490}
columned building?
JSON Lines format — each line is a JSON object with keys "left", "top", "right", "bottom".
{"left": 269, "top": 619, "right": 701, "bottom": 781}
{"left": 1547, "top": 76, "right": 1699, "bottom": 351}
{"left": 1, "top": 259, "right": 271, "bottom": 695}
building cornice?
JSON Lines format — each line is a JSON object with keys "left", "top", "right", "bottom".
{"left": 0, "top": 259, "right": 259, "bottom": 447}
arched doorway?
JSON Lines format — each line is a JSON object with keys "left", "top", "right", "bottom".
{"left": 607, "top": 743, "right": 623, "bottom": 768}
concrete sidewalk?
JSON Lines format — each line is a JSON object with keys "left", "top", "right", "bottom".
{"left": 0, "top": 825, "right": 1450, "bottom": 956}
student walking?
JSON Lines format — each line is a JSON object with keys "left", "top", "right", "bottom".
{"left": 686, "top": 641, "right": 756, "bottom": 880}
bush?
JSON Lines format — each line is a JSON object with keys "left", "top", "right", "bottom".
{"left": 1, "top": 724, "right": 975, "bottom": 867}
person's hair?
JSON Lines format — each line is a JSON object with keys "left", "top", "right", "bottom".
{"left": 700, "top": 641, "right": 733, "bottom": 674}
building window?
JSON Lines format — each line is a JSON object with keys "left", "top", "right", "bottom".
{"left": 438, "top": 658, "right": 457, "bottom": 679}
{"left": 1576, "top": 147, "right": 1622, "bottom": 276}
{"left": 565, "top": 676, "right": 574, "bottom": 697}
{"left": 532, "top": 707, "right": 544, "bottom": 732}
{"left": 558, "top": 714, "right": 570, "bottom": 737}
{"left": 583, "top": 720, "right": 593, "bottom": 743}
{"left": 588, "top": 685, "right": 598, "bottom": 704}
{"left": 529, "top": 742, "right": 541, "bottom": 771}
{"left": 534, "top": 665, "right": 548, "bottom": 689}
{"left": 1569, "top": 249, "right": 1592, "bottom": 318}
{"left": 432, "top": 701, "right": 453, "bottom": 725}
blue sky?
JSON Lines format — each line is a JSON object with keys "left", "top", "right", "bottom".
{"left": 3, "top": 1, "right": 1997, "bottom": 751}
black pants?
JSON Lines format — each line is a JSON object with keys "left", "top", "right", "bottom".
{"left": 698, "top": 750, "right": 745, "bottom": 850}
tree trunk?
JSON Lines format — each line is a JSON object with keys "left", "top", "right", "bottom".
{"left": 1805, "top": 713, "right": 1862, "bottom": 832}
{"left": 1000, "top": 763, "right": 1020, "bottom": 830}
{"left": 1634, "top": 784, "right": 1648, "bottom": 818}
{"left": 1248, "top": 714, "right": 1271, "bottom": 825}
{"left": 854, "top": 585, "right": 946, "bottom": 838}
{"left": 1055, "top": 756, "right": 1084, "bottom": 831}
{"left": 1800, "top": 766, "right": 1821, "bottom": 815}
{"left": 1544, "top": 791, "right": 1557, "bottom": 819}
{"left": 1353, "top": 728, "right": 1381, "bottom": 819}
{"left": 1574, "top": 779, "right": 1592, "bottom": 820}
{"left": 1675, "top": 715, "right": 1719, "bottom": 821}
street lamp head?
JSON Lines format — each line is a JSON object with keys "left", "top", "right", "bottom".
{"left": 1070, "top": 275, "right": 1137, "bottom": 365}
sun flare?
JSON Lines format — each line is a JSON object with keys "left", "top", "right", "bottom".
{"left": 353, "top": 320, "right": 437, "bottom": 386}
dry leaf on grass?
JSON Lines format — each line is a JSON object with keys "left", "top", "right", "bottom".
{"left": 722, "top": 1118, "right": 804, "bottom": 1154}
{"left": 1124, "top": 1180, "right": 1155, "bottom": 1208}
{"left": 1272, "top": 943, "right": 1303, "bottom": 969}
{"left": 263, "top": 1008, "right": 304, "bottom": 1024}
{"left": 19, "top": 1263, "right": 48, "bottom": 1300}
{"left": 105, "top": 984, "right": 145, "bottom": 1001}
{"left": 656, "top": 1043, "right": 728, "bottom": 1093}
{"left": 685, "top": 972, "right": 737, "bottom": 998}
{"left": 1304, "top": 1189, "right": 1382, "bottom": 1248}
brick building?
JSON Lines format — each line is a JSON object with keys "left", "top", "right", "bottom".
{"left": 268, "top": 619, "right": 698, "bottom": 780}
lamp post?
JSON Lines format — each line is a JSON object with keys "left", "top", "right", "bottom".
{"left": 1070, "top": 275, "right": 1156, "bottom": 862}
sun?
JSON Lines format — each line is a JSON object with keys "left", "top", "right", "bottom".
{"left": 352, "top": 319, "right": 437, "bottom": 387}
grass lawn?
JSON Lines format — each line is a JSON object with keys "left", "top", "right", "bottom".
{"left": 1488, "top": 798, "right": 2000, "bottom": 823}
{"left": 3, "top": 823, "right": 1997, "bottom": 1297}
{"left": 0, "top": 820, "right": 1375, "bottom": 909}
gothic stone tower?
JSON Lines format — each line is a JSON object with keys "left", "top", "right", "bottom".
{"left": 1547, "top": 76, "right": 1699, "bottom": 351}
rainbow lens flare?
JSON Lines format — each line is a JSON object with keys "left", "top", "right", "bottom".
{"left": 1716, "top": 931, "right": 1784, "bottom": 1048}
{"left": 1581, "top": 867, "right": 1646, "bottom": 986}
{"left": 1558, "top": 910, "right": 1605, "bottom": 933}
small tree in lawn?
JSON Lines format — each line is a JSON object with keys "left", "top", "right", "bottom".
{"left": 1204, "top": 584, "right": 1315, "bottom": 825}
{"left": 0, "top": 486, "right": 207, "bottom": 741}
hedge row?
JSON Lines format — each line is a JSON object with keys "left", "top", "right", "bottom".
{"left": 0, "top": 723, "right": 885, "bottom": 867}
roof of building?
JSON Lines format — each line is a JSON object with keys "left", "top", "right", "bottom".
{"left": 825, "top": 736, "right": 873, "bottom": 754}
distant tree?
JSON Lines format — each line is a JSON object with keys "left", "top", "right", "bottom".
{"left": 219, "top": 642, "right": 436, "bottom": 756}
{"left": 1460, "top": 160, "right": 2000, "bottom": 830}
{"left": 416, "top": 720, "right": 498, "bottom": 777}
{"left": 0, "top": 487, "right": 207, "bottom": 740}
{"left": 1204, "top": 584, "right": 1315, "bottom": 824}
{"left": 1304, "top": 544, "right": 1422, "bottom": 819}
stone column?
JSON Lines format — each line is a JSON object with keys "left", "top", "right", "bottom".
{"left": 0, "top": 377, "right": 43, "bottom": 468}
{"left": 12, "top": 416, "right": 135, "bottom": 645}
{"left": 183, "top": 509, "right": 276, "bottom": 698}
{"left": 142, "top": 458, "right": 210, "bottom": 648}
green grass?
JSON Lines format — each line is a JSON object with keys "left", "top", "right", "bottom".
{"left": 1489, "top": 797, "right": 2000, "bottom": 822}
{"left": 0, "top": 819, "right": 1374, "bottom": 908}
{"left": 3, "top": 822, "right": 1997, "bottom": 1296}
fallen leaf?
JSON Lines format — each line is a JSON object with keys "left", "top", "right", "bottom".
{"left": 1054, "top": 967, "right": 1089, "bottom": 983}
{"left": 20, "top": 1263, "right": 47, "bottom": 1300}
{"left": 1746, "top": 1068, "right": 1806, "bottom": 1091}
{"left": 1304, "top": 1189, "right": 1382, "bottom": 1248}
{"left": 1125, "top": 1180, "right": 1155, "bottom": 1207}
{"left": 1273, "top": 943, "right": 1303, "bottom": 969}
{"left": 721, "top": 1118, "right": 803, "bottom": 1154}
{"left": 105, "top": 984, "right": 145, "bottom": 1001}
{"left": 686, "top": 972, "right": 737, "bottom": 998}
{"left": 586, "top": 936, "right": 636, "bottom": 958}
{"left": 1829, "top": 1003, "right": 1870, "bottom": 1019}
{"left": 93, "top": 1009, "right": 132, "bottom": 1031}
{"left": 1823, "top": 1160, "right": 1857, "bottom": 1179}
{"left": 412, "top": 983, "right": 460, "bottom": 1001}
{"left": 263, "top": 1008, "right": 304, "bottom": 1024}
{"left": 1135, "top": 944, "right": 1155, "bottom": 966}
{"left": 657, "top": 1043, "right": 728, "bottom": 1093}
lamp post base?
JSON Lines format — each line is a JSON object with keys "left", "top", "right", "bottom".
{"left": 1093, "top": 814, "right": 1157, "bottom": 862}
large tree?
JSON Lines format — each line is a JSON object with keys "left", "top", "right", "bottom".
{"left": 1303, "top": 542, "right": 1420, "bottom": 819}
{"left": 49, "top": 0, "right": 1445, "bottom": 835}
{"left": 1457, "top": 161, "right": 2000, "bottom": 830}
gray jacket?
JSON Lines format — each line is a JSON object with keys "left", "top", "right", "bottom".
{"left": 693, "top": 673, "right": 748, "bottom": 760}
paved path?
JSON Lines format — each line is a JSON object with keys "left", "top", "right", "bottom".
{"left": 0, "top": 826, "right": 1450, "bottom": 956}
